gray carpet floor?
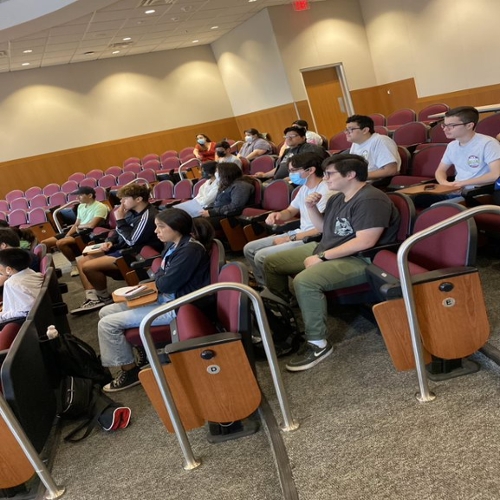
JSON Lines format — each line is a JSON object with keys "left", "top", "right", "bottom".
{"left": 46, "top": 250, "right": 500, "bottom": 500}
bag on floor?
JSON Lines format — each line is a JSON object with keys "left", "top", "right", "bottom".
{"left": 252, "top": 297, "right": 303, "bottom": 359}
{"left": 59, "top": 376, "right": 132, "bottom": 442}
{"left": 40, "top": 331, "right": 112, "bottom": 387}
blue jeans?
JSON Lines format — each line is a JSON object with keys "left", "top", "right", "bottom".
{"left": 98, "top": 294, "right": 175, "bottom": 367}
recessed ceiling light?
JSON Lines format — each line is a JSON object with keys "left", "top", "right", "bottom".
{"left": 22, "top": 62, "right": 30, "bottom": 66}
{"left": 123, "top": 37, "right": 132, "bottom": 41}
{"left": 211, "top": 26, "right": 219, "bottom": 30}
{"left": 171, "top": 17, "right": 180, "bottom": 22}
{"left": 248, "top": 0, "right": 257, "bottom": 2}
{"left": 145, "top": 9, "right": 155, "bottom": 14}
{"left": 112, "top": 50, "right": 120, "bottom": 54}
{"left": 84, "top": 51, "right": 95, "bottom": 55}
{"left": 181, "top": 6, "right": 193, "bottom": 12}
{"left": 192, "top": 40, "right": 199, "bottom": 43}
{"left": 23, "top": 49, "right": 32, "bottom": 54}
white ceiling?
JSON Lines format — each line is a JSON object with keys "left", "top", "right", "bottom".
{"left": 0, "top": 0, "right": 322, "bottom": 73}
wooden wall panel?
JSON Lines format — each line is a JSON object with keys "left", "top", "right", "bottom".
{"left": 295, "top": 100, "right": 314, "bottom": 127}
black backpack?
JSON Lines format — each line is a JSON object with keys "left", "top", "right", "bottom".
{"left": 252, "top": 297, "right": 303, "bottom": 359}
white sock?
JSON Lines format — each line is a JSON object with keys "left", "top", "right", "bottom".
{"left": 85, "top": 289, "right": 98, "bottom": 301}
{"left": 309, "top": 339, "right": 327, "bottom": 348}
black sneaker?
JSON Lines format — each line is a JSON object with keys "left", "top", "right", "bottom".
{"left": 103, "top": 367, "right": 140, "bottom": 393}
{"left": 285, "top": 341, "right": 333, "bottom": 372}
{"left": 134, "top": 346, "right": 149, "bottom": 368}
{"left": 70, "top": 297, "right": 112, "bottom": 315}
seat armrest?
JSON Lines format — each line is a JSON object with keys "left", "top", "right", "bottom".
{"left": 130, "top": 256, "right": 161, "bottom": 270}
{"left": 268, "top": 219, "right": 300, "bottom": 235}
{"left": 358, "top": 242, "right": 401, "bottom": 260}
{"left": 302, "top": 233, "right": 322, "bottom": 244}
{"left": 237, "top": 211, "right": 272, "bottom": 224}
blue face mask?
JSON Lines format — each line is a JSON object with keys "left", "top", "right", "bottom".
{"left": 289, "top": 172, "right": 307, "bottom": 185}
{"left": 197, "top": 138, "right": 206, "bottom": 145}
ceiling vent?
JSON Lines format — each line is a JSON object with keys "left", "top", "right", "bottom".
{"left": 137, "top": 0, "right": 175, "bottom": 7}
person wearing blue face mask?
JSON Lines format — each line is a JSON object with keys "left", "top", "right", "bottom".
{"left": 243, "top": 153, "right": 333, "bottom": 286}
{"left": 193, "top": 133, "right": 216, "bottom": 162}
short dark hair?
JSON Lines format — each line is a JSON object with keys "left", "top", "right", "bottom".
{"left": 244, "top": 128, "right": 260, "bottom": 137}
{"left": 445, "top": 106, "right": 479, "bottom": 128}
{"left": 292, "top": 119, "right": 309, "bottom": 130}
{"left": 156, "top": 208, "right": 193, "bottom": 236}
{"left": 0, "top": 228, "right": 21, "bottom": 248}
{"left": 216, "top": 141, "right": 231, "bottom": 150}
{"left": 0, "top": 247, "right": 31, "bottom": 271}
{"left": 202, "top": 161, "right": 218, "bottom": 177}
{"left": 346, "top": 115, "right": 375, "bottom": 134}
{"left": 289, "top": 153, "right": 325, "bottom": 178}
{"left": 117, "top": 183, "right": 151, "bottom": 201}
{"left": 0, "top": 221, "right": 10, "bottom": 228}
{"left": 322, "top": 153, "right": 369, "bottom": 182}
{"left": 283, "top": 125, "right": 306, "bottom": 138}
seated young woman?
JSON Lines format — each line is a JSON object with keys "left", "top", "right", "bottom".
{"left": 0, "top": 248, "right": 44, "bottom": 330}
{"left": 97, "top": 208, "right": 215, "bottom": 393}
{"left": 193, "top": 133, "right": 216, "bottom": 162}
{"left": 200, "top": 162, "right": 255, "bottom": 230}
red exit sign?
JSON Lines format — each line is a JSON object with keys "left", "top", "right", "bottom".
{"left": 293, "top": 0, "right": 310, "bottom": 11}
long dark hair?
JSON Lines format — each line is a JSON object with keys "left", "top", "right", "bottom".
{"left": 217, "top": 163, "right": 253, "bottom": 192}
{"left": 191, "top": 218, "right": 215, "bottom": 252}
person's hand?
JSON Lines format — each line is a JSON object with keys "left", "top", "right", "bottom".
{"left": 101, "top": 242, "right": 113, "bottom": 252}
{"left": 273, "top": 236, "right": 289, "bottom": 246}
{"left": 304, "top": 255, "right": 322, "bottom": 268}
{"left": 266, "top": 212, "right": 281, "bottom": 225}
{"left": 114, "top": 205, "right": 127, "bottom": 220}
{"left": 200, "top": 210, "right": 210, "bottom": 217}
{"left": 305, "top": 192, "right": 322, "bottom": 208}
{"left": 254, "top": 172, "right": 265, "bottom": 178}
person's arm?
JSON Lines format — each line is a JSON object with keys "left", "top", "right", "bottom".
{"left": 254, "top": 167, "right": 276, "bottom": 179}
{"left": 66, "top": 218, "right": 81, "bottom": 237}
{"left": 115, "top": 208, "right": 156, "bottom": 247}
{"left": 435, "top": 161, "right": 455, "bottom": 186}
{"left": 245, "top": 149, "right": 267, "bottom": 161}
{"left": 367, "top": 162, "right": 398, "bottom": 179}
{"left": 78, "top": 216, "right": 106, "bottom": 230}
{"left": 207, "top": 183, "right": 253, "bottom": 217}
{"left": 265, "top": 206, "right": 299, "bottom": 225}
{"left": 452, "top": 159, "right": 500, "bottom": 188}
{"left": 305, "top": 193, "right": 326, "bottom": 232}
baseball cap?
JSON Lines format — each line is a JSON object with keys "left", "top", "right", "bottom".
{"left": 70, "top": 186, "right": 96, "bottom": 196}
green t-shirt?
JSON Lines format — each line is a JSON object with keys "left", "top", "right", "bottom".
{"left": 77, "top": 201, "right": 109, "bottom": 225}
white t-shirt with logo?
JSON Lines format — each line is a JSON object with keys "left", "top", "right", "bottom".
{"left": 441, "top": 132, "right": 500, "bottom": 183}
{"left": 349, "top": 133, "right": 401, "bottom": 172}
{"left": 290, "top": 180, "right": 332, "bottom": 232}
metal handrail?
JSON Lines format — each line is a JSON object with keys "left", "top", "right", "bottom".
{"left": 139, "top": 282, "right": 299, "bottom": 470}
{"left": 178, "top": 158, "right": 201, "bottom": 180}
{"left": 397, "top": 204, "right": 500, "bottom": 402}
{"left": 52, "top": 200, "right": 79, "bottom": 233}
{"left": 0, "top": 395, "right": 65, "bottom": 499}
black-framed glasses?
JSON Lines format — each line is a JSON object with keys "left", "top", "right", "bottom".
{"left": 344, "top": 127, "right": 361, "bottom": 133}
{"left": 284, "top": 134, "right": 300, "bottom": 139}
{"left": 324, "top": 170, "right": 341, "bottom": 179}
{"left": 441, "top": 122, "right": 470, "bottom": 130}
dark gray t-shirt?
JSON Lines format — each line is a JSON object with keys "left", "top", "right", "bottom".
{"left": 315, "top": 184, "right": 400, "bottom": 254}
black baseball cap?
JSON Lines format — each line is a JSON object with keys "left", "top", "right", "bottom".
{"left": 70, "top": 186, "right": 96, "bottom": 196}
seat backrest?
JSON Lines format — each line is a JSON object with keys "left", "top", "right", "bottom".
{"left": 153, "top": 180, "right": 174, "bottom": 200}
{"left": 24, "top": 186, "right": 42, "bottom": 199}
{"left": 48, "top": 191, "right": 67, "bottom": 208}
{"left": 86, "top": 169, "right": 104, "bottom": 180}
{"left": 29, "top": 194, "right": 49, "bottom": 209}
{"left": 143, "top": 159, "right": 161, "bottom": 171}
{"left": 160, "top": 150, "right": 178, "bottom": 162}
{"left": 193, "top": 178, "right": 207, "bottom": 197}
{"left": 161, "top": 156, "right": 181, "bottom": 171}
{"left": 411, "top": 202, "right": 477, "bottom": 269}
{"left": 42, "top": 183, "right": 60, "bottom": 196}
{"left": 262, "top": 179, "right": 291, "bottom": 211}
{"left": 80, "top": 177, "right": 97, "bottom": 188}
{"left": 28, "top": 207, "right": 49, "bottom": 225}
{"left": 99, "top": 174, "right": 118, "bottom": 189}
{"left": 105, "top": 166, "right": 123, "bottom": 176}
{"left": 123, "top": 163, "right": 142, "bottom": 174}
{"left": 392, "top": 121, "right": 429, "bottom": 148}
{"left": 386, "top": 108, "right": 416, "bottom": 127}
{"left": 60, "top": 180, "right": 78, "bottom": 194}
{"left": 10, "top": 198, "right": 29, "bottom": 210}
{"left": 216, "top": 262, "right": 249, "bottom": 334}
{"left": 117, "top": 171, "right": 137, "bottom": 186}
{"left": 429, "top": 123, "right": 453, "bottom": 143}
{"left": 5, "top": 190, "right": 24, "bottom": 204}
{"left": 239, "top": 156, "right": 250, "bottom": 175}
{"left": 33, "top": 243, "right": 47, "bottom": 260}
{"left": 137, "top": 168, "right": 157, "bottom": 184}
{"left": 250, "top": 155, "right": 275, "bottom": 175}
{"left": 411, "top": 143, "right": 448, "bottom": 177}
{"left": 0, "top": 200, "right": 8, "bottom": 212}
{"left": 173, "top": 179, "right": 193, "bottom": 200}
{"left": 369, "top": 113, "right": 386, "bottom": 126}
{"left": 374, "top": 125, "right": 389, "bottom": 136}
{"left": 210, "top": 239, "right": 225, "bottom": 284}
{"left": 397, "top": 146, "right": 411, "bottom": 175}
{"left": 142, "top": 153, "right": 159, "bottom": 163}
{"left": 328, "top": 131, "right": 351, "bottom": 151}
{"left": 8, "top": 208, "right": 28, "bottom": 226}
{"left": 123, "top": 157, "right": 141, "bottom": 167}
{"left": 418, "top": 103, "right": 449, "bottom": 122}
{"left": 386, "top": 192, "right": 415, "bottom": 242}
{"left": 68, "top": 172, "right": 85, "bottom": 183}
{"left": 94, "top": 186, "right": 107, "bottom": 202}
{"left": 475, "top": 113, "right": 500, "bottom": 138}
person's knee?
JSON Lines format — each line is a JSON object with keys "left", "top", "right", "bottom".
{"left": 293, "top": 271, "right": 320, "bottom": 294}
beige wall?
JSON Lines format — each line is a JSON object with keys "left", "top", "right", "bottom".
{"left": 359, "top": 0, "right": 500, "bottom": 97}
{"left": 212, "top": 9, "right": 294, "bottom": 116}
{"left": 0, "top": 45, "right": 233, "bottom": 161}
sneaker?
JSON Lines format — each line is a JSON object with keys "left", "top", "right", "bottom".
{"left": 134, "top": 346, "right": 149, "bottom": 368}
{"left": 70, "top": 265, "right": 80, "bottom": 277}
{"left": 103, "top": 367, "right": 140, "bottom": 393}
{"left": 285, "top": 341, "right": 333, "bottom": 372}
{"left": 70, "top": 297, "right": 112, "bottom": 315}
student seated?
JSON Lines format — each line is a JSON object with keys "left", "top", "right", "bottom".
{"left": 277, "top": 120, "right": 324, "bottom": 157}
{"left": 345, "top": 114, "right": 401, "bottom": 183}
{"left": 193, "top": 133, "right": 216, "bottom": 162}
{"left": 200, "top": 162, "right": 255, "bottom": 230}
{"left": 215, "top": 140, "right": 243, "bottom": 169}
{"left": 70, "top": 184, "right": 161, "bottom": 315}
{"left": 263, "top": 154, "right": 400, "bottom": 372}
{"left": 98, "top": 210, "right": 214, "bottom": 392}
{"left": 237, "top": 128, "right": 273, "bottom": 160}
{"left": 244, "top": 152, "right": 332, "bottom": 286}
{"left": 0, "top": 248, "right": 44, "bottom": 329}
{"left": 42, "top": 186, "right": 109, "bottom": 276}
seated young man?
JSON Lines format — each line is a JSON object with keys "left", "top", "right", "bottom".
{"left": 345, "top": 114, "right": 401, "bottom": 184}
{"left": 71, "top": 183, "right": 161, "bottom": 314}
{"left": 42, "top": 186, "right": 109, "bottom": 276}
{"left": 243, "top": 152, "right": 332, "bottom": 286}
{"left": 263, "top": 154, "right": 400, "bottom": 372}
{"left": 0, "top": 248, "right": 44, "bottom": 329}
{"left": 0, "top": 228, "right": 40, "bottom": 285}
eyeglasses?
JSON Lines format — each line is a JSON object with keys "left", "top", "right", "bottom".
{"left": 441, "top": 122, "right": 470, "bottom": 130}
{"left": 324, "top": 170, "right": 341, "bottom": 179}
{"left": 284, "top": 134, "right": 300, "bottom": 139}
{"left": 344, "top": 127, "right": 361, "bottom": 133}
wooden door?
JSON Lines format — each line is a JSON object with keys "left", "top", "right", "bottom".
{"left": 302, "top": 67, "right": 349, "bottom": 139}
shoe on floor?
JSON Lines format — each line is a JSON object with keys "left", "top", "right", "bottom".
{"left": 70, "top": 265, "right": 80, "bottom": 277}
{"left": 285, "top": 341, "right": 333, "bottom": 372}
{"left": 70, "top": 297, "right": 112, "bottom": 315}
{"left": 134, "top": 346, "right": 149, "bottom": 368}
{"left": 103, "top": 367, "right": 140, "bottom": 393}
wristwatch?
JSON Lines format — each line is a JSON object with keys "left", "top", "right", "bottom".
{"left": 289, "top": 233, "right": 297, "bottom": 242}
{"left": 317, "top": 252, "right": 328, "bottom": 261}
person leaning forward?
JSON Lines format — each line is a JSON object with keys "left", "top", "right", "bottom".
{"left": 263, "top": 153, "right": 400, "bottom": 372}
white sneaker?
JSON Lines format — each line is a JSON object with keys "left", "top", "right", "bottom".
{"left": 70, "top": 265, "right": 79, "bottom": 277}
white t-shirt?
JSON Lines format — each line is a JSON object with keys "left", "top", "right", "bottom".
{"left": 290, "top": 180, "right": 332, "bottom": 232}
{"left": 349, "top": 133, "right": 401, "bottom": 172}
{"left": 194, "top": 178, "right": 219, "bottom": 208}
{"left": 441, "top": 132, "right": 500, "bottom": 183}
